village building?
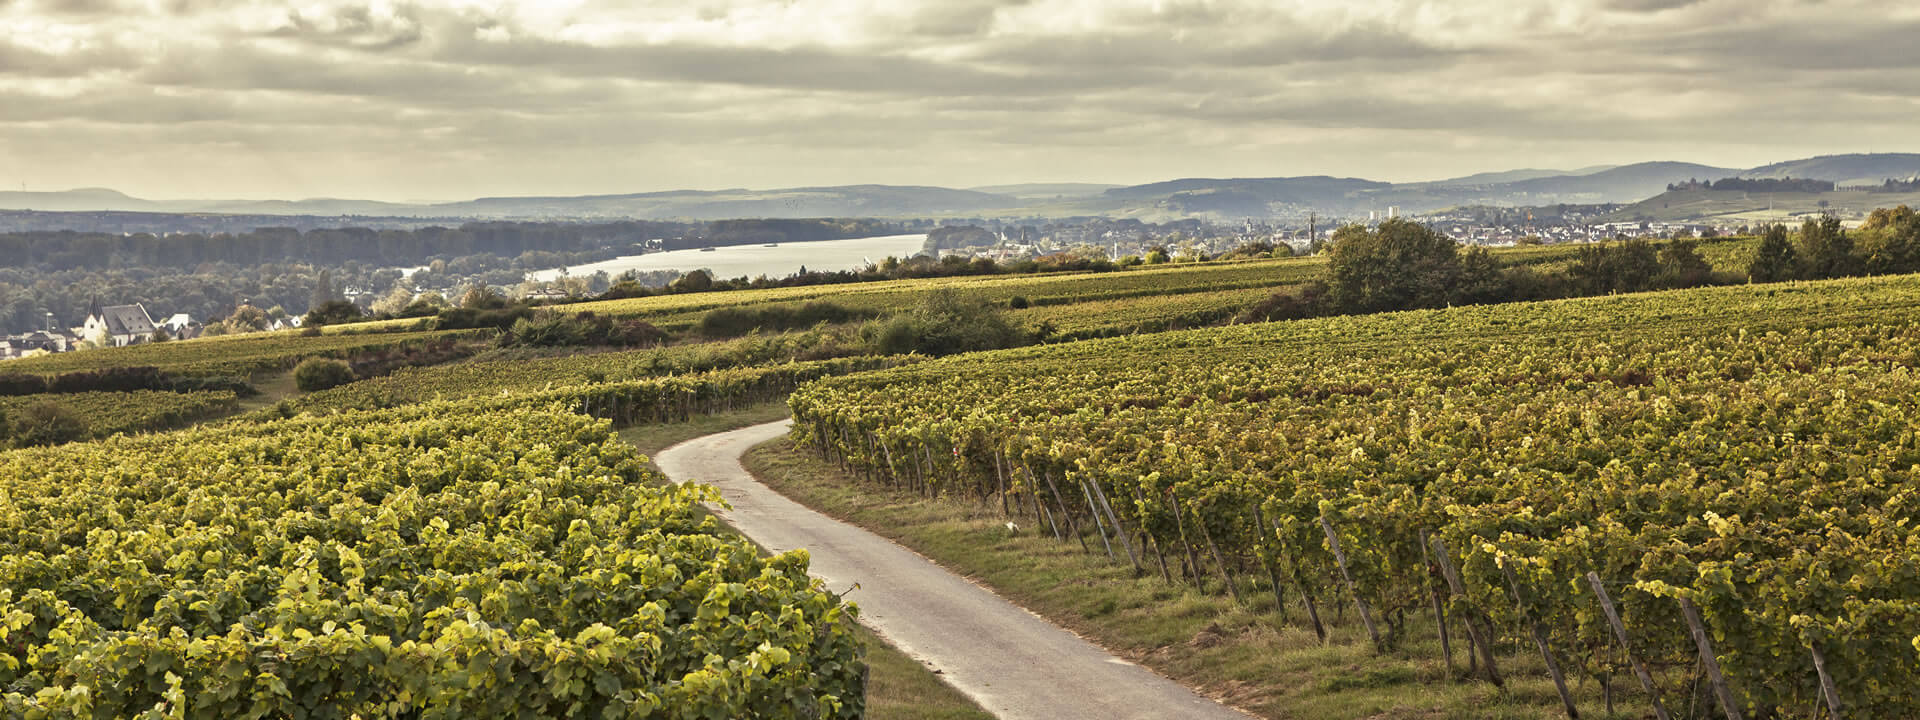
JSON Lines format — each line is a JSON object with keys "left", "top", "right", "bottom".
{"left": 81, "top": 303, "right": 159, "bottom": 348}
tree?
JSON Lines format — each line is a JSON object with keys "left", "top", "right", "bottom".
{"left": 459, "top": 285, "right": 505, "bottom": 310}
{"left": 1568, "top": 239, "right": 1659, "bottom": 294}
{"left": 150, "top": 327, "right": 172, "bottom": 343}
{"left": 866, "top": 290, "right": 1024, "bottom": 356}
{"left": 371, "top": 286, "right": 416, "bottom": 316}
{"left": 1325, "top": 218, "right": 1459, "bottom": 313}
{"left": 293, "top": 357, "right": 356, "bottom": 392}
{"left": 223, "top": 304, "right": 273, "bottom": 334}
{"left": 671, "top": 269, "right": 714, "bottom": 293}
{"left": 303, "top": 300, "right": 365, "bottom": 327}
{"left": 1449, "top": 246, "right": 1512, "bottom": 305}
{"left": 1858, "top": 205, "right": 1920, "bottom": 275}
{"left": 1144, "top": 246, "right": 1171, "bottom": 264}
{"left": 1796, "top": 214, "right": 1855, "bottom": 279}
{"left": 1748, "top": 224, "right": 1798, "bottom": 282}
{"left": 309, "top": 270, "right": 335, "bottom": 309}
{"left": 1655, "top": 238, "right": 1715, "bottom": 289}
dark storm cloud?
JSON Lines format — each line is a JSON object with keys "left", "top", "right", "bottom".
{"left": 0, "top": 0, "right": 1916, "bottom": 200}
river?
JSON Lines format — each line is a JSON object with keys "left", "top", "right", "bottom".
{"left": 524, "top": 233, "right": 929, "bottom": 283}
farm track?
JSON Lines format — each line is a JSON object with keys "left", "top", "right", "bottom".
{"left": 654, "top": 419, "right": 1251, "bottom": 720}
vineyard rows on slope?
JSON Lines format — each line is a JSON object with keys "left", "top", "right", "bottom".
{"left": 791, "top": 274, "right": 1920, "bottom": 717}
{"left": 0, "top": 404, "right": 865, "bottom": 718}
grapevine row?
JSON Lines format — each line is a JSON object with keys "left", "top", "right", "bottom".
{"left": 791, "top": 274, "right": 1920, "bottom": 717}
{"left": 0, "top": 403, "right": 865, "bottom": 718}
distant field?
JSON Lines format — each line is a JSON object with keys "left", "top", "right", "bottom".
{"left": 2, "top": 238, "right": 1769, "bottom": 381}
{"left": 0, "top": 327, "right": 478, "bottom": 377}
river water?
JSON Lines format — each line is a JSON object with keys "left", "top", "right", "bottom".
{"left": 524, "top": 233, "right": 929, "bottom": 283}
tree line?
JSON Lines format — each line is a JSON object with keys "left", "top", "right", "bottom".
{"left": 1667, "top": 177, "right": 1836, "bottom": 193}
{"left": 1242, "top": 208, "right": 1920, "bottom": 323}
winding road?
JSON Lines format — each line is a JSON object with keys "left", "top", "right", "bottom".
{"left": 653, "top": 419, "right": 1250, "bottom": 720}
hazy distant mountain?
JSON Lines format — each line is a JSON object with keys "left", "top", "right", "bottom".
{"left": 1091, "top": 176, "right": 1390, "bottom": 216}
{"left": 196, "top": 198, "right": 419, "bottom": 216}
{"left": 0, "top": 188, "right": 161, "bottom": 213}
{"left": 966, "top": 183, "right": 1120, "bottom": 200}
{"left": 5, "top": 153, "right": 1915, "bottom": 226}
{"left": 0, "top": 185, "right": 1023, "bottom": 221}
{"left": 433, "top": 185, "right": 1019, "bottom": 219}
{"left": 1420, "top": 166, "right": 1619, "bottom": 187}
{"left": 1498, "top": 162, "right": 1737, "bottom": 198}
{"left": 1739, "top": 153, "right": 1920, "bottom": 185}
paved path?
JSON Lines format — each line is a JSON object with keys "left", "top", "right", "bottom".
{"left": 653, "top": 419, "right": 1251, "bottom": 720}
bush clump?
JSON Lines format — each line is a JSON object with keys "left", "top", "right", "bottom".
{"left": 501, "top": 311, "right": 668, "bottom": 348}
{"left": 294, "top": 357, "right": 357, "bottom": 392}
{"left": 864, "top": 290, "right": 1025, "bottom": 356}
{"left": 698, "top": 301, "right": 873, "bottom": 337}
{"left": 6, "top": 400, "right": 90, "bottom": 448}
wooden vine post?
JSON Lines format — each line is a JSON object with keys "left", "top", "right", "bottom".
{"left": 1677, "top": 598, "right": 1744, "bottom": 720}
{"left": 1078, "top": 480, "right": 1116, "bottom": 561}
{"left": 1427, "top": 536, "right": 1503, "bottom": 687}
{"left": 1419, "top": 530, "right": 1454, "bottom": 676}
{"left": 1318, "top": 515, "right": 1382, "bottom": 651}
{"left": 1253, "top": 506, "right": 1289, "bottom": 622}
{"left": 1195, "top": 507, "right": 1243, "bottom": 604}
{"left": 1040, "top": 470, "right": 1088, "bottom": 553}
{"left": 1584, "top": 572, "right": 1673, "bottom": 720}
{"left": 1167, "top": 493, "right": 1206, "bottom": 586}
{"left": 1271, "top": 516, "right": 1328, "bottom": 642}
{"left": 1808, "top": 642, "right": 1843, "bottom": 720}
{"left": 1497, "top": 561, "right": 1579, "bottom": 719}
{"left": 1135, "top": 488, "right": 1174, "bottom": 584}
{"left": 1088, "top": 480, "right": 1140, "bottom": 572}
{"left": 993, "top": 448, "right": 1009, "bottom": 518}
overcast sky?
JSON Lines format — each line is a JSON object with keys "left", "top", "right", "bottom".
{"left": 2, "top": 0, "right": 1917, "bottom": 201}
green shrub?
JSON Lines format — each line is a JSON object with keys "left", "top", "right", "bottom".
{"left": 293, "top": 357, "right": 357, "bottom": 392}
{"left": 864, "top": 290, "right": 1024, "bottom": 356}
{"left": 7, "top": 400, "right": 90, "bottom": 447}
{"left": 699, "top": 301, "right": 872, "bottom": 337}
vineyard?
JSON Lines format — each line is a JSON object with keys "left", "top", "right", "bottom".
{"left": 0, "top": 390, "right": 239, "bottom": 441}
{"left": 0, "top": 404, "right": 865, "bottom": 717}
{"left": 0, "top": 328, "right": 482, "bottom": 378}
{"left": 280, "top": 355, "right": 912, "bottom": 424}
{"left": 790, "top": 274, "right": 1920, "bottom": 718}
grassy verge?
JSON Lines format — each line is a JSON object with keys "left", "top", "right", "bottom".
{"left": 616, "top": 406, "right": 994, "bottom": 720}
{"left": 745, "top": 437, "right": 1657, "bottom": 720}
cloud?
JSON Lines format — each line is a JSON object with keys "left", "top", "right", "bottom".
{"left": 0, "top": 0, "right": 1915, "bottom": 200}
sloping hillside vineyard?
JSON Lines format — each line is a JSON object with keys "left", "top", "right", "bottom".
{"left": 0, "top": 405, "right": 865, "bottom": 717}
{"left": 791, "top": 275, "right": 1920, "bottom": 716}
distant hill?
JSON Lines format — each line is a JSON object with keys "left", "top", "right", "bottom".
{"left": 0, "top": 185, "right": 1024, "bottom": 221}
{"left": 430, "top": 185, "right": 1021, "bottom": 220}
{"left": 1739, "top": 153, "right": 1920, "bottom": 186}
{"left": 1499, "top": 162, "right": 1738, "bottom": 198}
{"left": 7, "top": 152, "right": 1918, "bottom": 225}
{"left": 1087, "top": 176, "right": 1390, "bottom": 216}
{"left": 0, "top": 188, "right": 160, "bottom": 213}
{"left": 967, "top": 183, "right": 1120, "bottom": 199}
{"left": 1601, "top": 186, "right": 1920, "bottom": 224}
{"left": 1420, "top": 166, "right": 1618, "bottom": 187}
